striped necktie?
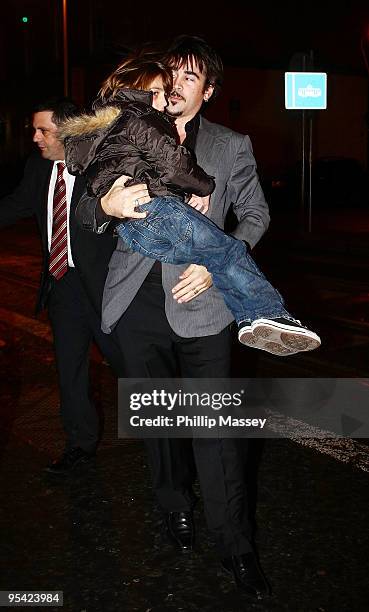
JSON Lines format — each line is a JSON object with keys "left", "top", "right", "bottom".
{"left": 49, "top": 162, "right": 68, "bottom": 280}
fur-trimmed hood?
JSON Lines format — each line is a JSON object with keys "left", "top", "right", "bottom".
{"left": 59, "top": 89, "right": 153, "bottom": 139}
{"left": 58, "top": 106, "right": 121, "bottom": 139}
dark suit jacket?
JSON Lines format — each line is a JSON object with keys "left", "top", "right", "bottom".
{"left": 0, "top": 154, "right": 117, "bottom": 314}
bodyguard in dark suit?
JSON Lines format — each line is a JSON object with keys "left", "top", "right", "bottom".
{"left": 0, "top": 99, "right": 124, "bottom": 473}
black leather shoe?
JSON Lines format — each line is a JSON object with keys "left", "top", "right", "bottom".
{"left": 165, "top": 511, "right": 194, "bottom": 552}
{"left": 221, "top": 552, "right": 271, "bottom": 598}
{"left": 44, "top": 447, "right": 95, "bottom": 475}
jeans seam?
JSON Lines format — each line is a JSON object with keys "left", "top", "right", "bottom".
{"left": 130, "top": 237, "right": 169, "bottom": 262}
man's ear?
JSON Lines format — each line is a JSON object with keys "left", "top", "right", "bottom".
{"left": 203, "top": 84, "right": 214, "bottom": 102}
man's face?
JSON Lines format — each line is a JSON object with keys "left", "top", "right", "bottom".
{"left": 166, "top": 58, "right": 214, "bottom": 122}
{"left": 32, "top": 111, "right": 65, "bottom": 161}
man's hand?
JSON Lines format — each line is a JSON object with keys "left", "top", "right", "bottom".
{"left": 172, "top": 264, "right": 213, "bottom": 303}
{"left": 100, "top": 175, "right": 151, "bottom": 219}
{"left": 187, "top": 194, "right": 210, "bottom": 213}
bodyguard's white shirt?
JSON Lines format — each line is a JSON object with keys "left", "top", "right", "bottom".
{"left": 47, "top": 160, "right": 76, "bottom": 267}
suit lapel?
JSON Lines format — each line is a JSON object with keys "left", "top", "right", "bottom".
{"left": 39, "top": 162, "right": 53, "bottom": 253}
{"left": 69, "top": 175, "right": 85, "bottom": 243}
{"left": 195, "top": 116, "right": 228, "bottom": 175}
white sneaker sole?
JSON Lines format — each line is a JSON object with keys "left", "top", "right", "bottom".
{"left": 238, "top": 319, "right": 321, "bottom": 356}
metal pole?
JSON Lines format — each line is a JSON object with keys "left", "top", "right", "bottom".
{"left": 308, "top": 114, "right": 313, "bottom": 232}
{"left": 62, "top": 0, "right": 69, "bottom": 97}
{"left": 23, "top": 24, "right": 30, "bottom": 78}
{"left": 301, "top": 110, "right": 306, "bottom": 219}
{"left": 300, "top": 54, "right": 306, "bottom": 227}
{"left": 307, "top": 50, "right": 314, "bottom": 233}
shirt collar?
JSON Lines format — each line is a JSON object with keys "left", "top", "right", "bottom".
{"left": 183, "top": 113, "right": 200, "bottom": 150}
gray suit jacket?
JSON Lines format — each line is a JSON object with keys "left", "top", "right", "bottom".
{"left": 76, "top": 116, "right": 270, "bottom": 337}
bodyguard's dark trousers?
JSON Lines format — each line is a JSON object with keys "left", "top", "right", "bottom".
{"left": 48, "top": 268, "right": 124, "bottom": 453}
{"left": 115, "top": 272, "right": 253, "bottom": 556}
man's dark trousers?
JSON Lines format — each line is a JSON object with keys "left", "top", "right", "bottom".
{"left": 48, "top": 268, "right": 124, "bottom": 453}
{"left": 115, "top": 273, "right": 252, "bottom": 557}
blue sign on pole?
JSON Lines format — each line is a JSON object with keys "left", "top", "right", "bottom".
{"left": 285, "top": 72, "right": 327, "bottom": 110}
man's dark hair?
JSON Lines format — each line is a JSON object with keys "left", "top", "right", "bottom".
{"left": 165, "top": 35, "right": 223, "bottom": 98}
{"left": 32, "top": 97, "right": 79, "bottom": 126}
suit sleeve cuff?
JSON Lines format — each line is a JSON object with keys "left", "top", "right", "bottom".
{"left": 95, "top": 198, "right": 113, "bottom": 233}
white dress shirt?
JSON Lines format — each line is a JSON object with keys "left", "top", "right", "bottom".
{"left": 47, "top": 160, "right": 76, "bottom": 267}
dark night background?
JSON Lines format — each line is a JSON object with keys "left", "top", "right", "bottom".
{"left": 1, "top": 0, "right": 369, "bottom": 203}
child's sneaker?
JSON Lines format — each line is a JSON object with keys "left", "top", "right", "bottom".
{"left": 238, "top": 317, "right": 321, "bottom": 356}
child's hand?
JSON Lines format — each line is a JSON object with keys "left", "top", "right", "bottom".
{"left": 188, "top": 194, "right": 210, "bottom": 214}
{"left": 101, "top": 175, "right": 151, "bottom": 219}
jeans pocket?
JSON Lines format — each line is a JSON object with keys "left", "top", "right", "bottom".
{"left": 130, "top": 237, "right": 171, "bottom": 261}
{"left": 124, "top": 211, "right": 192, "bottom": 261}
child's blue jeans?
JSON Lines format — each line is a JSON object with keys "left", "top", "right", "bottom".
{"left": 116, "top": 196, "right": 291, "bottom": 324}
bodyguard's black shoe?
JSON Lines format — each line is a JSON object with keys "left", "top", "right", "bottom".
{"left": 165, "top": 511, "right": 194, "bottom": 552}
{"left": 44, "top": 447, "right": 95, "bottom": 475}
{"left": 221, "top": 552, "right": 271, "bottom": 598}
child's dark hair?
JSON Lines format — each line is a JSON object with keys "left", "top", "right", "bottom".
{"left": 99, "top": 56, "right": 173, "bottom": 101}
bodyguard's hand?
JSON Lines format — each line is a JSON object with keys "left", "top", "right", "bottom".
{"left": 188, "top": 194, "right": 210, "bottom": 213}
{"left": 100, "top": 175, "right": 151, "bottom": 219}
{"left": 172, "top": 264, "right": 213, "bottom": 303}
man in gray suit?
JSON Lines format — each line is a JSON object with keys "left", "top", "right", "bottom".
{"left": 76, "top": 37, "right": 270, "bottom": 597}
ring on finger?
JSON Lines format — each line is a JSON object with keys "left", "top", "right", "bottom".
{"left": 134, "top": 198, "right": 140, "bottom": 207}
{"left": 193, "top": 287, "right": 200, "bottom": 294}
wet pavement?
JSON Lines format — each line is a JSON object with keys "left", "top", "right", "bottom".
{"left": 1, "top": 213, "right": 369, "bottom": 611}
